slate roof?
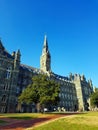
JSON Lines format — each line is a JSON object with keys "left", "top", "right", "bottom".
{"left": 20, "top": 64, "right": 44, "bottom": 74}
{"left": 20, "top": 64, "right": 69, "bottom": 82}
{"left": 0, "top": 39, "right": 14, "bottom": 59}
{"left": 3, "top": 50, "right": 14, "bottom": 59}
{"left": 52, "top": 73, "right": 69, "bottom": 81}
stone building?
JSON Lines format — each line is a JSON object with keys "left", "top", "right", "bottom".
{"left": 0, "top": 36, "right": 93, "bottom": 113}
{"left": 0, "top": 39, "right": 20, "bottom": 112}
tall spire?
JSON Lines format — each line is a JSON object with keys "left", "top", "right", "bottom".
{"left": 42, "top": 35, "right": 48, "bottom": 54}
{"left": 44, "top": 35, "right": 48, "bottom": 47}
{"left": 40, "top": 35, "right": 51, "bottom": 72}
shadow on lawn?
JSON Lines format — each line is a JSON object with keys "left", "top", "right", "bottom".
{"left": 9, "top": 116, "right": 33, "bottom": 120}
{"left": 0, "top": 117, "right": 53, "bottom": 130}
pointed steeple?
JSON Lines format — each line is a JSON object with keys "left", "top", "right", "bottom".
{"left": 16, "top": 49, "right": 21, "bottom": 56}
{"left": 42, "top": 35, "right": 49, "bottom": 54}
{"left": 40, "top": 35, "right": 51, "bottom": 72}
{"left": 14, "top": 49, "right": 21, "bottom": 70}
{"left": 44, "top": 35, "right": 48, "bottom": 47}
{"left": 15, "top": 49, "right": 21, "bottom": 62}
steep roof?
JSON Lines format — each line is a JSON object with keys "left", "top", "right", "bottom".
{"left": 52, "top": 73, "right": 69, "bottom": 81}
{"left": 0, "top": 39, "right": 14, "bottom": 59}
{"left": 0, "top": 39, "right": 4, "bottom": 50}
{"left": 20, "top": 64, "right": 45, "bottom": 74}
{"left": 20, "top": 64, "right": 69, "bottom": 82}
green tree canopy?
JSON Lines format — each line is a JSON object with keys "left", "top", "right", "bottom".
{"left": 18, "top": 74, "right": 60, "bottom": 109}
{"left": 90, "top": 90, "right": 98, "bottom": 107}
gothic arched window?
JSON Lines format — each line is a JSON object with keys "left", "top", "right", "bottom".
{"left": 4, "top": 84, "right": 9, "bottom": 90}
{"left": 2, "top": 95, "right": 6, "bottom": 102}
{"left": 6, "top": 67, "right": 11, "bottom": 79}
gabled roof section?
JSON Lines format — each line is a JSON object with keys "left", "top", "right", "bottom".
{"left": 20, "top": 64, "right": 45, "bottom": 74}
{"left": 0, "top": 39, "right": 14, "bottom": 59}
{"left": 0, "top": 39, "right": 5, "bottom": 50}
{"left": 4, "top": 50, "right": 14, "bottom": 59}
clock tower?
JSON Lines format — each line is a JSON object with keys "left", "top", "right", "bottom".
{"left": 40, "top": 35, "right": 51, "bottom": 72}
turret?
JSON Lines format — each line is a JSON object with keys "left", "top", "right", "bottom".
{"left": 14, "top": 49, "right": 21, "bottom": 69}
{"left": 16, "top": 49, "right": 21, "bottom": 62}
{"left": 88, "top": 79, "right": 93, "bottom": 88}
{"left": 73, "top": 74, "right": 84, "bottom": 111}
{"left": 81, "top": 74, "right": 86, "bottom": 81}
{"left": 12, "top": 51, "right": 16, "bottom": 57}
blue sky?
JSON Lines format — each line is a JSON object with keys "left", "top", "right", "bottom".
{"left": 0, "top": 0, "right": 98, "bottom": 87}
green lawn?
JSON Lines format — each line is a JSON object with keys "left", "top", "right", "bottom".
{"left": 0, "top": 113, "right": 44, "bottom": 120}
{"left": 0, "top": 112, "right": 98, "bottom": 130}
{"left": 0, "top": 113, "right": 54, "bottom": 120}
{"left": 30, "top": 112, "right": 98, "bottom": 130}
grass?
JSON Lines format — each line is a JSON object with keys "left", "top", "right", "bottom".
{"left": 8, "top": 116, "right": 33, "bottom": 120}
{"left": 29, "top": 112, "right": 98, "bottom": 130}
{"left": 0, "top": 113, "right": 39, "bottom": 120}
{"left": 0, "top": 112, "right": 98, "bottom": 129}
{"left": 0, "top": 113, "right": 54, "bottom": 120}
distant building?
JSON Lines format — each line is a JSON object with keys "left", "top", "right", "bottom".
{"left": 0, "top": 36, "right": 93, "bottom": 113}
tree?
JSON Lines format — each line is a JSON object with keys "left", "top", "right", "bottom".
{"left": 90, "top": 90, "right": 98, "bottom": 108}
{"left": 18, "top": 74, "right": 60, "bottom": 111}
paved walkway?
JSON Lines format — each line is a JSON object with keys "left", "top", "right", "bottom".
{"left": 0, "top": 113, "right": 77, "bottom": 130}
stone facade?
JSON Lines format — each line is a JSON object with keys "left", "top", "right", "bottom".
{"left": 0, "top": 36, "right": 93, "bottom": 113}
{"left": 0, "top": 40, "right": 20, "bottom": 112}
